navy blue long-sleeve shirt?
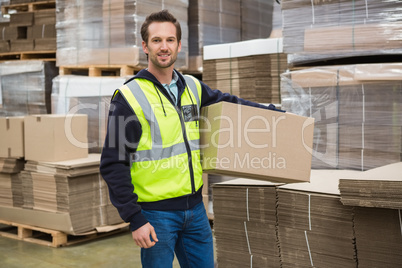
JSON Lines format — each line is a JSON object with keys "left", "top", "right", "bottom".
{"left": 100, "top": 69, "right": 282, "bottom": 232}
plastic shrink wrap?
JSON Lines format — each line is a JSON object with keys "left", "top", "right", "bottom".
{"left": 0, "top": 60, "right": 58, "bottom": 116}
{"left": 51, "top": 75, "right": 128, "bottom": 153}
{"left": 188, "top": 0, "right": 273, "bottom": 72}
{"left": 281, "top": 0, "right": 402, "bottom": 66}
{"left": 56, "top": 0, "right": 189, "bottom": 70}
{"left": 281, "top": 63, "right": 402, "bottom": 171}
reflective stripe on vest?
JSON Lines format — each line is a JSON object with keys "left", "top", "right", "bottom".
{"left": 117, "top": 76, "right": 203, "bottom": 202}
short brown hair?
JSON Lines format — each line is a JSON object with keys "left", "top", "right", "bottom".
{"left": 141, "top": 10, "right": 182, "bottom": 44}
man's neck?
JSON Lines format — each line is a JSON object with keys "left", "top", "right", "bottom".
{"left": 148, "top": 66, "right": 174, "bottom": 84}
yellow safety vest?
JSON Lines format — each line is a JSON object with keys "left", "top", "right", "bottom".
{"left": 117, "top": 75, "right": 203, "bottom": 202}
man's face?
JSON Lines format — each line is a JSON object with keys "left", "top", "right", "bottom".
{"left": 142, "top": 22, "right": 182, "bottom": 70}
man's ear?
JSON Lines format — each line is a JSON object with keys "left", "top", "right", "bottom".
{"left": 178, "top": 40, "right": 182, "bottom": 53}
{"left": 142, "top": 40, "right": 149, "bottom": 54}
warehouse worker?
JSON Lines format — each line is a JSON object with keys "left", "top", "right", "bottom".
{"left": 100, "top": 9, "right": 281, "bottom": 268}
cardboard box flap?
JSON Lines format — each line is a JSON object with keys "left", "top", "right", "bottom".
{"left": 280, "top": 169, "right": 362, "bottom": 195}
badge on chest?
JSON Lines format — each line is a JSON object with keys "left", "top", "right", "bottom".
{"left": 182, "top": 104, "right": 198, "bottom": 122}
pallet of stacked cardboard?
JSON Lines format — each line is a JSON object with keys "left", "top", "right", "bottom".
{"left": 281, "top": 63, "right": 402, "bottom": 171}
{"left": 0, "top": 0, "right": 56, "bottom": 61}
{"left": 338, "top": 163, "right": 402, "bottom": 267}
{"left": 212, "top": 169, "right": 363, "bottom": 267}
{"left": 203, "top": 38, "right": 287, "bottom": 104}
{"left": 212, "top": 179, "right": 281, "bottom": 267}
{"left": 277, "top": 170, "right": 360, "bottom": 268}
{"left": 281, "top": 0, "right": 402, "bottom": 67}
{"left": 0, "top": 113, "right": 127, "bottom": 247}
{"left": 187, "top": 0, "right": 274, "bottom": 73}
{"left": 0, "top": 60, "right": 58, "bottom": 116}
{"left": 55, "top": 0, "right": 188, "bottom": 72}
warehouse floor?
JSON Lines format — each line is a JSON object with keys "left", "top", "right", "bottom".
{"left": 0, "top": 229, "right": 183, "bottom": 268}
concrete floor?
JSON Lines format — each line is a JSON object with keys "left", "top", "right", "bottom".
{"left": 0, "top": 228, "right": 184, "bottom": 268}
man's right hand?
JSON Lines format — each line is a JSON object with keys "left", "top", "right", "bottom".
{"left": 132, "top": 222, "right": 159, "bottom": 248}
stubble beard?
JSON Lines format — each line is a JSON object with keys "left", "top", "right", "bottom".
{"left": 149, "top": 52, "right": 177, "bottom": 69}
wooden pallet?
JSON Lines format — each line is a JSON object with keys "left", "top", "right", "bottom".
{"left": 0, "top": 50, "right": 56, "bottom": 62}
{"left": 1, "top": 0, "right": 55, "bottom": 14}
{"left": 59, "top": 65, "right": 139, "bottom": 77}
{"left": 0, "top": 219, "right": 129, "bottom": 248}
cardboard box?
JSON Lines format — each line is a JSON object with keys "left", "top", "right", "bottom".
{"left": 0, "top": 40, "right": 10, "bottom": 53}
{"left": 0, "top": 117, "right": 24, "bottom": 158}
{"left": 9, "top": 12, "right": 34, "bottom": 27}
{"left": 32, "top": 24, "right": 56, "bottom": 39}
{"left": 24, "top": 114, "right": 88, "bottom": 162}
{"left": 34, "top": 9, "right": 56, "bottom": 25}
{"left": 34, "top": 38, "right": 56, "bottom": 51}
{"left": 10, "top": 39, "right": 34, "bottom": 52}
{"left": 200, "top": 102, "right": 315, "bottom": 183}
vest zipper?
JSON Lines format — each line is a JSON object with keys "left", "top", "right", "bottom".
{"left": 175, "top": 105, "right": 196, "bottom": 195}
{"left": 156, "top": 84, "right": 196, "bottom": 195}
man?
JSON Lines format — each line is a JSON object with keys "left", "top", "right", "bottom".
{"left": 100, "top": 9, "right": 281, "bottom": 268}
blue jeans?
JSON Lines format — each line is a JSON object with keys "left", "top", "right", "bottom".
{"left": 140, "top": 202, "right": 214, "bottom": 268}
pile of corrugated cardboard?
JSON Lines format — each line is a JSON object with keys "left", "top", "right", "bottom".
{"left": 281, "top": 0, "right": 402, "bottom": 66}
{"left": 277, "top": 170, "right": 359, "bottom": 267}
{"left": 0, "top": 1, "right": 56, "bottom": 53}
{"left": 212, "top": 179, "right": 280, "bottom": 267}
{"left": 203, "top": 38, "right": 287, "bottom": 104}
{"left": 0, "top": 158, "right": 24, "bottom": 207}
{"left": 339, "top": 162, "right": 402, "bottom": 209}
{"left": 212, "top": 170, "right": 362, "bottom": 267}
{"left": 0, "top": 114, "right": 123, "bottom": 235}
{"left": 281, "top": 63, "right": 402, "bottom": 171}
{"left": 188, "top": 0, "right": 274, "bottom": 72}
{"left": 338, "top": 163, "right": 402, "bottom": 267}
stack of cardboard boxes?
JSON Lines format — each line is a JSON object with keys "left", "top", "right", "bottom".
{"left": 0, "top": 1, "right": 56, "bottom": 53}
{"left": 0, "top": 114, "right": 123, "bottom": 235}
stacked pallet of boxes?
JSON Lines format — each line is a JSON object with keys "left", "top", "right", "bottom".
{"left": 280, "top": 0, "right": 402, "bottom": 171}
{"left": 281, "top": 0, "right": 402, "bottom": 67}
{"left": 55, "top": 0, "right": 189, "bottom": 70}
{"left": 207, "top": 0, "right": 401, "bottom": 267}
{"left": 0, "top": 112, "right": 124, "bottom": 237}
{"left": 0, "top": 1, "right": 56, "bottom": 56}
{"left": 212, "top": 170, "right": 362, "bottom": 268}
{"left": 278, "top": 0, "right": 402, "bottom": 266}
{"left": 202, "top": 38, "right": 287, "bottom": 104}
{"left": 281, "top": 64, "right": 402, "bottom": 171}
{"left": 0, "top": 2, "right": 58, "bottom": 116}
{"left": 188, "top": 0, "right": 274, "bottom": 73}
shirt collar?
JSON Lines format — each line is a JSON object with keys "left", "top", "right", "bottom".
{"left": 171, "top": 70, "right": 179, "bottom": 84}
